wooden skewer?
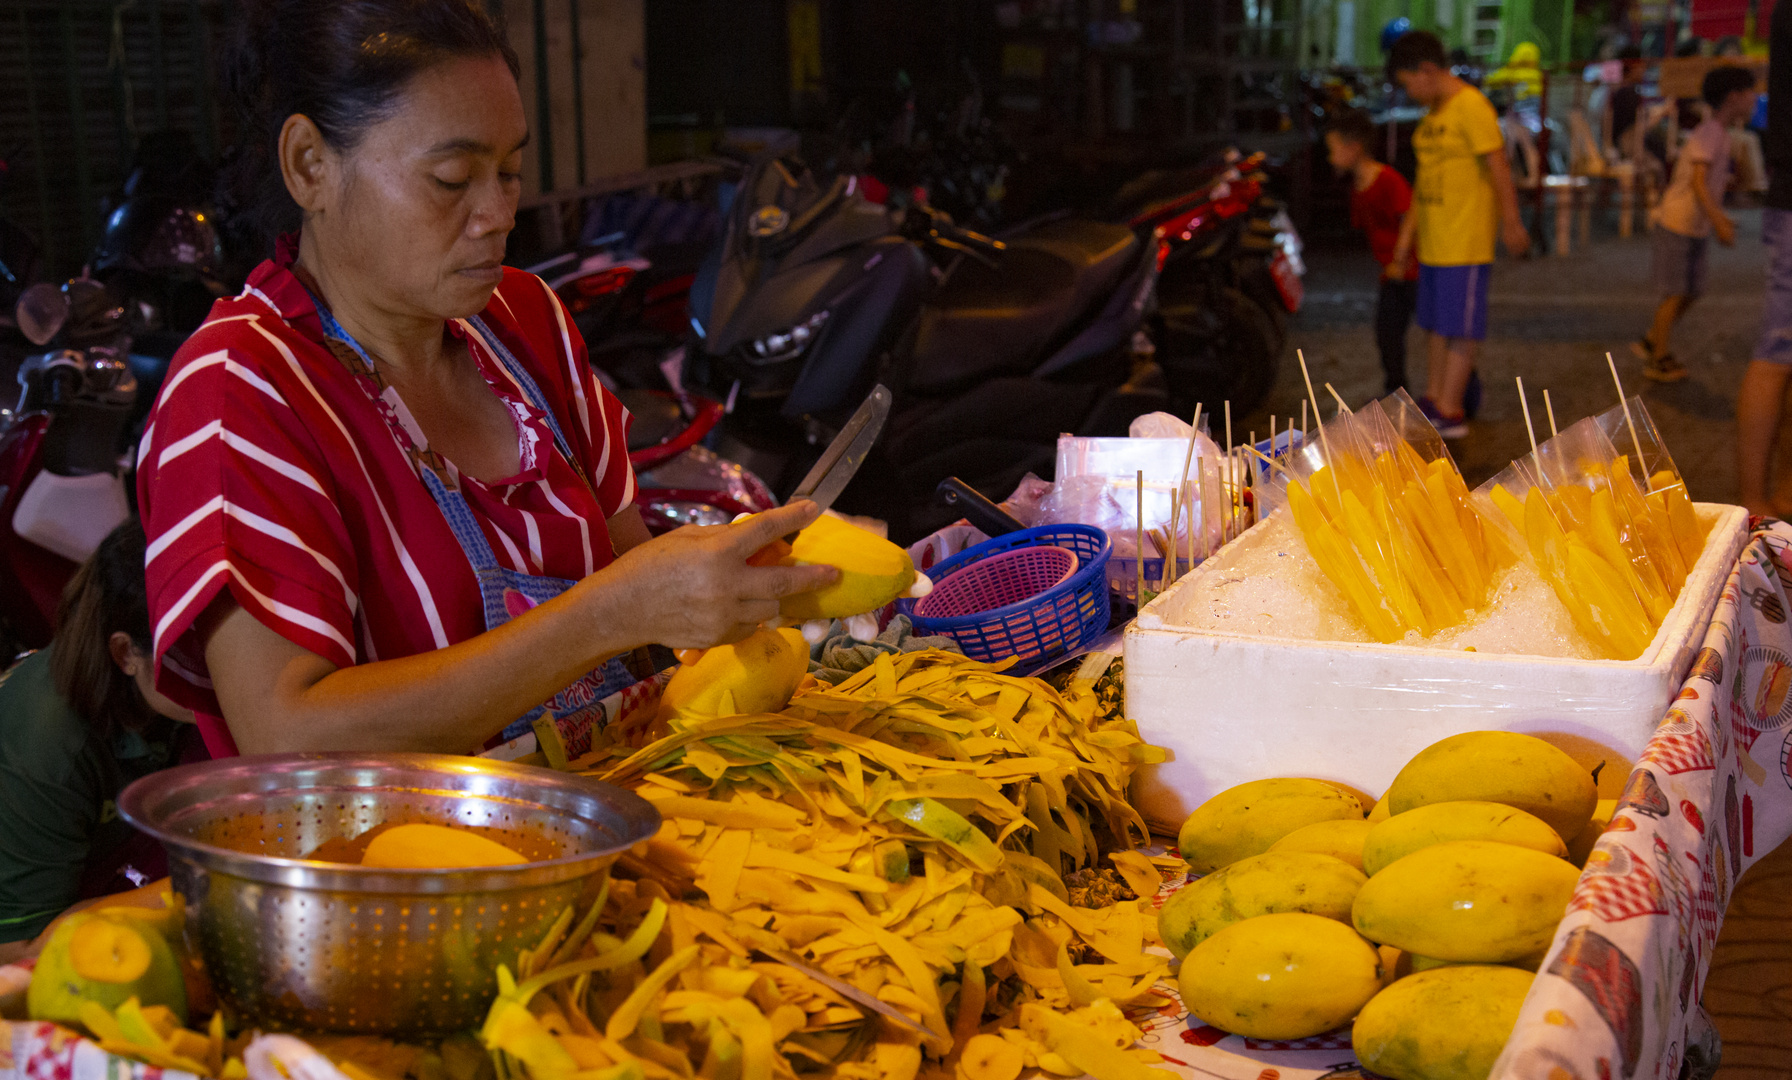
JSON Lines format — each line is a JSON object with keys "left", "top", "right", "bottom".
{"left": 1324, "top": 382, "right": 1352, "bottom": 415}
{"left": 1517, "top": 376, "right": 1542, "bottom": 480}
{"left": 1167, "top": 402, "right": 1205, "bottom": 583}
{"left": 1605, "top": 352, "right": 1649, "bottom": 483}
{"left": 1297, "top": 349, "right": 1343, "bottom": 509}
{"left": 1224, "top": 400, "right": 1235, "bottom": 543}
{"left": 1543, "top": 388, "right": 1559, "bottom": 438}
{"left": 1136, "top": 469, "right": 1146, "bottom": 608}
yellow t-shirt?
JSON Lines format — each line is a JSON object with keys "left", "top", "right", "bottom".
{"left": 1412, "top": 86, "right": 1506, "bottom": 266}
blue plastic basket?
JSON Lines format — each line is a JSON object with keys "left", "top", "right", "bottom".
{"left": 899, "top": 524, "right": 1113, "bottom": 676}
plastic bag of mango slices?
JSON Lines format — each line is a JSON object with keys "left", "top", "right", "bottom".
{"left": 1268, "top": 391, "right": 1508, "bottom": 644}
{"left": 470, "top": 650, "right": 1179, "bottom": 1080}
{"left": 1474, "top": 407, "right": 1707, "bottom": 662}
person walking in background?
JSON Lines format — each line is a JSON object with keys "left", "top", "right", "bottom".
{"left": 1633, "top": 67, "right": 1759, "bottom": 383}
{"left": 1739, "top": 1, "right": 1792, "bottom": 518}
{"left": 1325, "top": 110, "right": 1419, "bottom": 395}
{"left": 1387, "top": 30, "right": 1531, "bottom": 440}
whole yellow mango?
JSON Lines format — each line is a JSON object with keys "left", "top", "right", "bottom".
{"left": 1352, "top": 966, "right": 1534, "bottom": 1080}
{"left": 1177, "top": 778, "right": 1364, "bottom": 874}
{"left": 1269, "top": 818, "right": 1375, "bottom": 872}
{"left": 1367, "top": 793, "right": 1392, "bottom": 823}
{"left": 1565, "top": 799, "right": 1619, "bottom": 867}
{"left": 1179, "top": 912, "right": 1383, "bottom": 1040}
{"left": 1386, "top": 731, "right": 1597, "bottom": 841}
{"left": 1351, "top": 840, "right": 1579, "bottom": 962}
{"left": 760, "top": 513, "right": 917, "bottom": 621}
{"left": 656, "top": 626, "right": 809, "bottom": 721}
{"left": 1361, "top": 800, "right": 1566, "bottom": 876}
{"left": 361, "top": 824, "right": 528, "bottom": 869}
{"left": 1158, "top": 852, "right": 1366, "bottom": 960}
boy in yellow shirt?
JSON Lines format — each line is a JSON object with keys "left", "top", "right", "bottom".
{"left": 1387, "top": 31, "right": 1530, "bottom": 438}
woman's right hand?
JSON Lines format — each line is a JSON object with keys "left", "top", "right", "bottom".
{"left": 595, "top": 501, "right": 840, "bottom": 649}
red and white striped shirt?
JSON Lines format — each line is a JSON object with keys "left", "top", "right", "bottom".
{"left": 137, "top": 253, "right": 636, "bottom": 749}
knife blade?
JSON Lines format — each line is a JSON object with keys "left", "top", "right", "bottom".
{"left": 784, "top": 384, "right": 891, "bottom": 537}
{"left": 751, "top": 946, "right": 941, "bottom": 1040}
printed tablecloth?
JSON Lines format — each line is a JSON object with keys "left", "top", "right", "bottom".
{"left": 9, "top": 521, "right": 1792, "bottom": 1080}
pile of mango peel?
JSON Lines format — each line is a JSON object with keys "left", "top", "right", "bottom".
{"left": 465, "top": 650, "right": 1179, "bottom": 1080}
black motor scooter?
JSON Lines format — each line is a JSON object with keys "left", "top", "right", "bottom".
{"left": 683, "top": 154, "right": 1170, "bottom": 541}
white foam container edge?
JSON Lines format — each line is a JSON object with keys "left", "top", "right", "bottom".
{"left": 1122, "top": 503, "right": 1750, "bottom": 834}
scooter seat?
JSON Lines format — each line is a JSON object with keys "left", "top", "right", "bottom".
{"left": 909, "top": 219, "right": 1139, "bottom": 393}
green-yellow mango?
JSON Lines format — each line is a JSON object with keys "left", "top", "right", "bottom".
{"left": 1361, "top": 800, "right": 1566, "bottom": 876}
{"left": 1386, "top": 731, "right": 1597, "bottom": 840}
{"left": 1157, "top": 852, "right": 1367, "bottom": 960}
{"left": 1269, "top": 818, "right": 1375, "bottom": 871}
{"left": 1352, "top": 965, "right": 1535, "bottom": 1080}
{"left": 1352, "top": 840, "right": 1580, "bottom": 962}
{"left": 1565, "top": 799, "right": 1619, "bottom": 867}
{"left": 29, "top": 912, "right": 188, "bottom": 1027}
{"left": 1410, "top": 948, "right": 1550, "bottom": 974}
{"left": 1179, "top": 912, "right": 1383, "bottom": 1040}
{"left": 1177, "top": 778, "right": 1364, "bottom": 874}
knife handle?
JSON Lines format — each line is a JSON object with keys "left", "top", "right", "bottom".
{"left": 936, "top": 477, "right": 1025, "bottom": 537}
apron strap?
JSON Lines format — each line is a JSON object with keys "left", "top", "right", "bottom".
{"left": 463, "top": 315, "right": 594, "bottom": 496}
{"left": 418, "top": 465, "right": 504, "bottom": 575}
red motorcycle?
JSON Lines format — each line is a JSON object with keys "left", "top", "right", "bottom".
{"left": 534, "top": 247, "right": 778, "bottom": 536}
{"left": 0, "top": 279, "right": 138, "bottom": 656}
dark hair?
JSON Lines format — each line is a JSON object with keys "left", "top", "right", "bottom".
{"left": 1702, "top": 65, "right": 1758, "bottom": 108}
{"left": 50, "top": 520, "right": 152, "bottom": 733}
{"left": 1326, "top": 109, "right": 1378, "bottom": 150}
{"left": 1387, "top": 30, "right": 1448, "bottom": 76}
{"left": 219, "top": 0, "right": 520, "bottom": 254}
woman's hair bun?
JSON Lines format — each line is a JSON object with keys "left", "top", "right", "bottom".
{"left": 218, "top": 0, "right": 518, "bottom": 255}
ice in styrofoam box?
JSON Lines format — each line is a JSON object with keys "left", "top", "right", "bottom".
{"left": 1163, "top": 508, "right": 1605, "bottom": 659}
{"left": 1123, "top": 502, "right": 1747, "bottom": 834}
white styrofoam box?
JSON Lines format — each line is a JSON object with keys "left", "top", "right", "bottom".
{"left": 1123, "top": 504, "right": 1749, "bottom": 834}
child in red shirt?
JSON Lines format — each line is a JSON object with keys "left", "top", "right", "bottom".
{"left": 1327, "top": 110, "right": 1420, "bottom": 395}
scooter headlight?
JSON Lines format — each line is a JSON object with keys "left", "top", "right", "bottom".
{"left": 747, "top": 310, "right": 830, "bottom": 363}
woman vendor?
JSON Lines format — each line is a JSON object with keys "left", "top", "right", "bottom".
{"left": 0, "top": 522, "right": 200, "bottom": 962}
{"left": 137, "top": 0, "right": 835, "bottom": 757}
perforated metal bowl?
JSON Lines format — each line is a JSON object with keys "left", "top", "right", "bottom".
{"left": 118, "top": 753, "right": 660, "bottom": 1036}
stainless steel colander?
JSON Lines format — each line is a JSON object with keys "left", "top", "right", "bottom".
{"left": 118, "top": 753, "right": 660, "bottom": 1036}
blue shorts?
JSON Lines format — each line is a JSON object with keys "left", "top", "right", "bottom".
{"left": 1758, "top": 207, "right": 1792, "bottom": 364}
{"left": 1415, "top": 263, "right": 1490, "bottom": 341}
{"left": 1651, "top": 226, "right": 1708, "bottom": 299}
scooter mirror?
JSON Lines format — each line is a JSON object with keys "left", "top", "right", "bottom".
{"left": 16, "top": 282, "right": 68, "bottom": 346}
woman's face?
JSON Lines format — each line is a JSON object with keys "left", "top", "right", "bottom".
{"left": 304, "top": 53, "right": 528, "bottom": 320}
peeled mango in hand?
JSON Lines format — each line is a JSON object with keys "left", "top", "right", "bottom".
{"left": 361, "top": 824, "right": 528, "bottom": 869}
{"left": 1177, "top": 778, "right": 1364, "bottom": 874}
{"left": 751, "top": 512, "right": 918, "bottom": 622}
{"left": 1178, "top": 912, "right": 1383, "bottom": 1040}
{"left": 1158, "top": 852, "right": 1366, "bottom": 960}
{"left": 1268, "top": 818, "right": 1375, "bottom": 872}
{"left": 1352, "top": 840, "right": 1579, "bottom": 962}
{"left": 1361, "top": 800, "right": 1566, "bottom": 877}
{"left": 1352, "top": 965, "right": 1535, "bottom": 1080}
{"left": 29, "top": 911, "right": 188, "bottom": 1027}
{"left": 1386, "top": 731, "right": 1598, "bottom": 841}
{"left": 656, "top": 626, "right": 809, "bottom": 721}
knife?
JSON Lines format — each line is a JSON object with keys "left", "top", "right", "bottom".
{"left": 784, "top": 383, "right": 892, "bottom": 539}
{"left": 751, "top": 945, "right": 942, "bottom": 1040}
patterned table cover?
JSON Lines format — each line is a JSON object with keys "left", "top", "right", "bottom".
{"left": 8, "top": 521, "right": 1792, "bottom": 1080}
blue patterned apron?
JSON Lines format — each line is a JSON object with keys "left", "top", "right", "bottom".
{"left": 311, "top": 302, "right": 637, "bottom": 760}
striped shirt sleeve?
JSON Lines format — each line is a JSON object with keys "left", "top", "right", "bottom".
{"left": 138, "top": 341, "right": 360, "bottom": 711}
{"left": 529, "top": 276, "right": 637, "bottom": 517}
